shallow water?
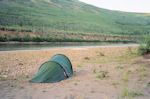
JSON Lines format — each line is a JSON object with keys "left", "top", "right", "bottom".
{"left": 0, "top": 42, "right": 138, "bottom": 51}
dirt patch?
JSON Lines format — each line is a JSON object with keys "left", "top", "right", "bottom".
{"left": 0, "top": 46, "right": 150, "bottom": 99}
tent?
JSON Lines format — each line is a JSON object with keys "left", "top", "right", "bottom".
{"left": 30, "top": 54, "right": 73, "bottom": 83}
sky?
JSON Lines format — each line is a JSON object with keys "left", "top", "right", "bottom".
{"left": 79, "top": 0, "right": 150, "bottom": 13}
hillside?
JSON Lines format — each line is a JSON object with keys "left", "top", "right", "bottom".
{"left": 0, "top": 0, "right": 150, "bottom": 41}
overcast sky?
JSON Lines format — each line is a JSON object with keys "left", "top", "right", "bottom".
{"left": 79, "top": 0, "right": 150, "bottom": 13}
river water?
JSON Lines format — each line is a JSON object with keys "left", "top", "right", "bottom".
{"left": 0, "top": 42, "right": 138, "bottom": 51}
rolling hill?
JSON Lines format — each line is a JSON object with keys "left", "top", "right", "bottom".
{"left": 0, "top": 0, "right": 150, "bottom": 42}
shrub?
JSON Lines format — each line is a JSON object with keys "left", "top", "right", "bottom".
{"left": 138, "top": 45, "right": 150, "bottom": 55}
{"left": 138, "top": 36, "right": 150, "bottom": 55}
{"left": 0, "top": 35, "right": 7, "bottom": 42}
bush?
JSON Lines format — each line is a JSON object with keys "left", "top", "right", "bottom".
{"left": 0, "top": 35, "right": 7, "bottom": 42}
{"left": 138, "top": 36, "right": 150, "bottom": 55}
{"left": 138, "top": 45, "right": 150, "bottom": 55}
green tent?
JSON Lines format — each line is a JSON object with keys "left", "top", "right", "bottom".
{"left": 30, "top": 54, "right": 73, "bottom": 83}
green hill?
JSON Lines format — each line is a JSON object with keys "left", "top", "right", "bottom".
{"left": 0, "top": 0, "right": 150, "bottom": 42}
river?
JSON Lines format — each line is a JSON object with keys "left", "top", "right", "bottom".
{"left": 0, "top": 42, "right": 138, "bottom": 51}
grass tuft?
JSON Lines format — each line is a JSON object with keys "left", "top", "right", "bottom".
{"left": 10, "top": 83, "right": 16, "bottom": 87}
{"left": 19, "top": 63, "right": 23, "bottom": 65}
{"left": 115, "top": 65, "right": 124, "bottom": 70}
{"left": 93, "top": 68, "right": 96, "bottom": 73}
{"left": 136, "top": 65, "right": 146, "bottom": 72}
{"left": 96, "top": 70, "right": 109, "bottom": 79}
{"left": 129, "top": 92, "right": 144, "bottom": 97}
{"left": 74, "top": 82, "right": 78, "bottom": 86}
{"left": 122, "top": 87, "right": 129, "bottom": 97}
{"left": 112, "top": 82, "right": 119, "bottom": 86}
{"left": 147, "top": 82, "right": 150, "bottom": 86}
{"left": 77, "top": 65, "right": 81, "bottom": 67}
{"left": 42, "top": 90, "right": 46, "bottom": 93}
{"left": 97, "top": 52, "right": 105, "bottom": 56}
{"left": 19, "top": 86, "right": 24, "bottom": 89}
{"left": 127, "top": 70, "right": 132, "bottom": 74}
{"left": 139, "top": 73, "right": 147, "bottom": 80}
{"left": 122, "top": 73, "right": 129, "bottom": 82}
{"left": 96, "top": 74, "right": 103, "bottom": 79}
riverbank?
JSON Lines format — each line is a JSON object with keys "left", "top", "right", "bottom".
{"left": 0, "top": 39, "right": 136, "bottom": 45}
{"left": 0, "top": 30, "right": 138, "bottom": 43}
{"left": 0, "top": 46, "right": 150, "bottom": 99}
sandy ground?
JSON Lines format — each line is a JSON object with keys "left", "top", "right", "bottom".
{"left": 0, "top": 46, "right": 150, "bottom": 99}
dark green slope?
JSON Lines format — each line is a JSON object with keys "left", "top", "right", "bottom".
{"left": 0, "top": 0, "right": 150, "bottom": 36}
